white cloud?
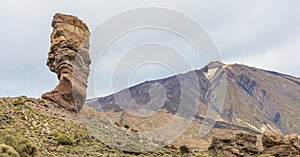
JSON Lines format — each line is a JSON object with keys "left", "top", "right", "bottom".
{"left": 224, "top": 29, "right": 300, "bottom": 77}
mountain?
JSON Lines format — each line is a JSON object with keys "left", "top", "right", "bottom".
{"left": 1, "top": 62, "right": 300, "bottom": 156}
{"left": 86, "top": 61, "right": 300, "bottom": 143}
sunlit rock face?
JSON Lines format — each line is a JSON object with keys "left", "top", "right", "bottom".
{"left": 42, "top": 13, "right": 91, "bottom": 112}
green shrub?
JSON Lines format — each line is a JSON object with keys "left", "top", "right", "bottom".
{"left": 123, "top": 124, "right": 130, "bottom": 129}
{"left": 47, "top": 132, "right": 59, "bottom": 139}
{"left": 0, "top": 130, "right": 39, "bottom": 156}
{"left": 122, "top": 143, "right": 142, "bottom": 154}
{"left": 0, "top": 144, "right": 20, "bottom": 157}
{"left": 11, "top": 98, "right": 25, "bottom": 106}
{"left": 57, "top": 134, "right": 73, "bottom": 145}
{"left": 179, "top": 145, "right": 189, "bottom": 154}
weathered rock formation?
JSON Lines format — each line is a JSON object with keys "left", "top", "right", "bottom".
{"left": 261, "top": 131, "right": 284, "bottom": 148}
{"left": 208, "top": 132, "right": 260, "bottom": 157}
{"left": 42, "top": 13, "right": 91, "bottom": 112}
{"left": 262, "top": 131, "right": 300, "bottom": 156}
{"left": 208, "top": 131, "right": 300, "bottom": 156}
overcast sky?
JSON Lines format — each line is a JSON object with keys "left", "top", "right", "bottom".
{"left": 0, "top": 0, "right": 300, "bottom": 98}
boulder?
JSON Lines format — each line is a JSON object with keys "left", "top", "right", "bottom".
{"left": 208, "top": 132, "right": 260, "bottom": 157}
{"left": 262, "top": 131, "right": 300, "bottom": 156}
{"left": 261, "top": 131, "right": 284, "bottom": 148}
{"left": 262, "top": 144, "right": 299, "bottom": 157}
{"left": 284, "top": 134, "right": 299, "bottom": 145}
{"left": 42, "top": 13, "right": 91, "bottom": 112}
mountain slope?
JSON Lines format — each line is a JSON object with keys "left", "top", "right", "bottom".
{"left": 2, "top": 96, "right": 295, "bottom": 156}
{"left": 87, "top": 61, "right": 300, "bottom": 137}
{"left": 222, "top": 63, "right": 300, "bottom": 134}
{"left": 0, "top": 97, "right": 198, "bottom": 156}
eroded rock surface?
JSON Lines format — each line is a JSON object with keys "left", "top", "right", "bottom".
{"left": 208, "top": 131, "right": 300, "bottom": 156}
{"left": 208, "top": 132, "right": 260, "bottom": 157}
{"left": 262, "top": 131, "right": 300, "bottom": 156}
{"left": 261, "top": 131, "right": 284, "bottom": 148}
{"left": 42, "top": 13, "right": 91, "bottom": 112}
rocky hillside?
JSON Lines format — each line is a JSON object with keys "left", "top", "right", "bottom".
{"left": 1, "top": 97, "right": 299, "bottom": 156}
{"left": 0, "top": 97, "right": 208, "bottom": 156}
{"left": 87, "top": 61, "right": 300, "bottom": 136}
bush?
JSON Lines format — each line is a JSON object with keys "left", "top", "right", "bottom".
{"left": 179, "top": 145, "right": 189, "bottom": 153}
{"left": 0, "top": 144, "right": 20, "bottom": 157}
{"left": 11, "top": 98, "right": 25, "bottom": 106}
{"left": 122, "top": 143, "right": 142, "bottom": 154}
{"left": 47, "top": 132, "right": 59, "bottom": 139}
{"left": 0, "top": 130, "right": 39, "bottom": 156}
{"left": 123, "top": 124, "right": 130, "bottom": 129}
{"left": 57, "top": 134, "right": 73, "bottom": 145}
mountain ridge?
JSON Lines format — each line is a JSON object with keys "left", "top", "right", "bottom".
{"left": 87, "top": 61, "right": 300, "bottom": 100}
{"left": 86, "top": 61, "right": 300, "bottom": 137}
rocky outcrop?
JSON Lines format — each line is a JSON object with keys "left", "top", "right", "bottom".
{"left": 208, "top": 132, "right": 260, "bottom": 157}
{"left": 208, "top": 131, "right": 300, "bottom": 156}
{"left": 261, "top": 131, "right": 284, "bottom": 148}
{"left": 284, "top": 134, "right": 300, "bottom": 146}
{"left": 42, "top": 13, "right": 91, "bottom": 112}
{"left": 262, "top": 131, "right": 300, "bottom": 156}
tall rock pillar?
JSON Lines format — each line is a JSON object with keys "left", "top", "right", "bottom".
{"left": 42, "top": 13, "right": 91, "bottom": 112}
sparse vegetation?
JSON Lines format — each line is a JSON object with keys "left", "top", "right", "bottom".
{"left": 0, "top": 96, "right": 291, "bottom": 156}
{"left": 11, "top": 98, "right": 25, "bottom": 106}
{"left": 0, "top": 129, "right": 39, "bottom": 156}
{"left": 179, "top": 145, "right": 189, "bottom": 154}
{"left": 0, "top": 97, "right": 193, "bottom": 156}
{"left": 194, "top": 154, "right": 208, "bottom": 157}
{"left": 56, "top": 134, "right": 73, "bottom": 145}
{"left": 0, "top": 144, "right": 20, "bottom": 157}
{"left": 123, "top": 123, "right": 130, "bottom": 129}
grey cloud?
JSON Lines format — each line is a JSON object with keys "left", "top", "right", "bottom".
{"left": 0, "top": 0, "right": 299, "bottom": 98}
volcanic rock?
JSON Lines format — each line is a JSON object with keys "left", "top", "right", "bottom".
{"left": 262, "top": 131, "right": 300, "bottom": 156}
{"left": 262, "top": 131, "right": 284, "bottom": 148}
{"left": 262, "top": 145, "right": 299, "bottom": 157}
{"left": 87, "top": 62, "right": 300, "bottom": 135}
{"left": 42, "top": 13, "right": 91, "bottom": 112}
{"left": 208, "top": 132, "right": 260, "bottom": 157}
{"left": 284, "top": 134, "right": 299, "bottom": 145}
